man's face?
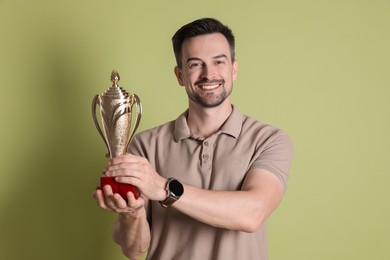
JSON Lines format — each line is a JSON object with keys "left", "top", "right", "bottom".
{"left": 174, "top": 33, "right": 238, "bottom": 108}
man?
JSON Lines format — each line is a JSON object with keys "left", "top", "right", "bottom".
{"left": 93, "top": 18, "right": 293, "bottom": 260}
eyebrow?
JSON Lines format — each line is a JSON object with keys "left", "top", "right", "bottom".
{"left": 186, "top": 54, "right": 228, "bottom": 64}
{"left": 186, "top": 57, "right": 202, "bottom": 63}
{"left": 213, "top": 54, "right": 228, "bottom": 60}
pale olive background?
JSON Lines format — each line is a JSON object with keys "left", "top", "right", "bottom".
{"left": 1, "top": 0, "right": 389, "bottom": 260}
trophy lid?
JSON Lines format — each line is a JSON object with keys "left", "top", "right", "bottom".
{"left": 101, "top": 70, "right": 129, "bottom": 98}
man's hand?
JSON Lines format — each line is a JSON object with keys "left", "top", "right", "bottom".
{"left": 103, "top": 154, "right": 167, "bottom": 202}
{"left": 93, "top": 185, "right": 145, "bottom": 217}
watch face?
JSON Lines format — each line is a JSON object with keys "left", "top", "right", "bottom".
{"left": 169, "top": 179, "right": 184, "bottom": 197}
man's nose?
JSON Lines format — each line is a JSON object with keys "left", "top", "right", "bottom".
{"left": 201, "top": 64, "right": 216, "bottom": 80}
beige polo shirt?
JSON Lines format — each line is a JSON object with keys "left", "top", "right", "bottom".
{"left": 128, "top": 105, "right": 293, "bottom": 260}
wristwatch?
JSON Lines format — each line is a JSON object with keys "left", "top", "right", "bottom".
{"left": 160, "top": 178, "right": 184, "bottom": 208}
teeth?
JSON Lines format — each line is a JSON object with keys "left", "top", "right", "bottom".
{"left": 201, "top": 84, "right": 219, "bottom": 90}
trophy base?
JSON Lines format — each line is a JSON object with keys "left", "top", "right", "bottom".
{"left": 100, "top": 176, "right": 140, "bottom": 200}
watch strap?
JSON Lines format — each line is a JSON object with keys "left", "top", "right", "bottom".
{"left": 160, "top": 195, "right": 179, "bottom": 208}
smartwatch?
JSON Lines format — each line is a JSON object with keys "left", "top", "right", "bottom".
{"left": 160, "top": 178, "right": 184, "bottom": 208}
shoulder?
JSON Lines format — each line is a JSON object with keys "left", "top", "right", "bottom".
{"left": 239, "top": 114, "right": 294, "bottom": 166}
{"left": 241, "top": 113, "right": 290, "bottom": 141}
{"left": 127, "top": 120, "right": 175, "bottom": 157}
{"left": 134, "top": 120, "right": 176, "bottom": 142}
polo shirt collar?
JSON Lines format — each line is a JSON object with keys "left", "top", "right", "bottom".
{"left": 174, "top": 105, "right": 243, "bottom": 141}
{"left": 220, "top": 105, "right": 242, "bottom": 138}
{"left": 174, "top": 110, "right": 191, "bottom": 141}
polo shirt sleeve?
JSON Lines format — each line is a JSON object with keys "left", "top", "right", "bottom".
{"left": 249, "top": 131, "right": 293, "bottom": 192}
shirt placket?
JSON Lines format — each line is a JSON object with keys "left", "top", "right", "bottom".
{"left": 200, "top": 134, "right": 218, "bottom": 170}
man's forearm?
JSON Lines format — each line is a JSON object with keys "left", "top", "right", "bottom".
{"left": 112, "top": 210, "right": 150, "bottom": 260}
{"left": 173, "top": 169, "right": 284, "bottom": 233}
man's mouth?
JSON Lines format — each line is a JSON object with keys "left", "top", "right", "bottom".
{"left": 199, "top": 83, "right": 221, "bottom": 90}
{"left": 196, "top": 80, "right": 224, "bottom": 90}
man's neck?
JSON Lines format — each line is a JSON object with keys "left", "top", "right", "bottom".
{"left": 187, "top": 102, "right": 233, "bottom": 138}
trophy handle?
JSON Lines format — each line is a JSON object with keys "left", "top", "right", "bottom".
{"left": 92, "top": 95, "right": 111, "bottom": 158}
{"left": 127, "top": 94, "right": 142, "bottom": 146}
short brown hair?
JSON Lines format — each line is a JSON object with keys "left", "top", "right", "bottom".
{"left": 172, "top": 18, "right": 235, "bottom": 68}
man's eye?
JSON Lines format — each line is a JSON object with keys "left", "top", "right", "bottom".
{"left": 215, "top": 60, "right": 225, "bottom": 65}
{"left": 189, "top": 62, "right": 201, "bottom": 69}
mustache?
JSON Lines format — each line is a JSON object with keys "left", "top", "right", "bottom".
{"left": 195, "top": 79, "right": 224, "bottom": 86}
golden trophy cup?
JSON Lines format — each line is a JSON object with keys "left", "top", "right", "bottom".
{"left": 92, "top": 70, "right": 142, "bottom": 199}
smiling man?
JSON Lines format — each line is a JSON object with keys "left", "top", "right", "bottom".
{"left": 175, "top": 33, "right": 237, "bottom": 110}
{"left": 93, "top": 18, "right": 293, "bottom": 260}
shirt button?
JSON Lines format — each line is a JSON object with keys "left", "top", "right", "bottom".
{"left": 204, "top": 141, "right": 209, "bottom": 146}
{"left": 202, "top": 154, "right": 209, "bottom": 160}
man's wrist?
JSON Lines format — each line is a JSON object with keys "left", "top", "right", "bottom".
{"left": 158, "top": 177, "right": 169, "bottom": 201}
{"left": 119, "top": 207, "right": 146, "bottom": 220}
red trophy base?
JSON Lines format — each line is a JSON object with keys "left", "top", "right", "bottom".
{"left": 100, "top": 176, "right": 140, "bottom": 200}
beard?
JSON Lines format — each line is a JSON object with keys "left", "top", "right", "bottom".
{"left": 188, "top": 81, "right": 233, "bottom": 108}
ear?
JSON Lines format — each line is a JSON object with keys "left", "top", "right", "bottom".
{"left": 174, "top": 66, "right": 185, "bottom": 86}
{"left": 232, "top": 60, "right": 239, "bottom": 81}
